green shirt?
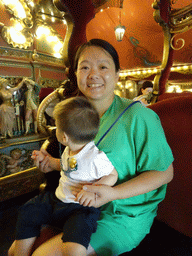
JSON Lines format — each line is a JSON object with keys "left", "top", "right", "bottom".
{"left": 91, "top": 95, "right": 174, "bottom": 255}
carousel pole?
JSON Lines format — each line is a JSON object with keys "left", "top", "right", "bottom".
{"left": 53, "top": 0, "right": 95, "bottom": 90}
{"left": 37, "top": 0, "right": 96, "bottom": 135}
{"left": 152, "top": 0, "right": 174, "bottom": 101}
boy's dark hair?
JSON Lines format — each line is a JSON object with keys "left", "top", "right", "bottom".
{"left": 53, "top": 96, "right": 100, "bottom": 144}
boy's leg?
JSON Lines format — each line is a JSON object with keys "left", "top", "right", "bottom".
{"left": 61, "top": 205, "right": 100, "bottom": 250}
{"left": 31, "top": 205, "right": 100, "bottom": 256}
{"left": 8, "top": 237, "right": 36, "bottom": 256}
{"left": 8, "top": 237, "right": 94, "bottom": 256}
{"left": 8, "top": 192, "right": 54, "bottom": 256}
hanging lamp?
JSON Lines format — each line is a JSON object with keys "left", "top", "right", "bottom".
{"left": 114, "top": 0, "right": 126, "bottom": 41}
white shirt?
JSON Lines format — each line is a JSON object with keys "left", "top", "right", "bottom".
{"left": 55, "top": 141, "right": 114, "bottom": 203}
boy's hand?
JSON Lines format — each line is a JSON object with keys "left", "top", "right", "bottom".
{"left": 81, "top": 185, "right": 116, "bottom": 208}
{"left": 75, "top": 190, "right": 97, "bottom": 207}
{"left": 31, "top": 150, "right": 45, "bottom": 163}
{"left": 31, "top": 149, "right": 53, "bottom": 173}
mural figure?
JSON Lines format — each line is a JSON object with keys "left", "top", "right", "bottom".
{"left": 24, "top": 79, "right": 40, "bottom": 134}
{"left": 6, "top": 148, "right": 24, "bottom": 174}
{"left": 0, "top": 77, "right": 25, "bottom": 138}
{"left": 0, "top": 148, "right": 34, "bottom": 177}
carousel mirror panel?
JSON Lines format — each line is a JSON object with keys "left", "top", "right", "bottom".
{"left": 0, "top": 73, "right": 66, "bottom": 202}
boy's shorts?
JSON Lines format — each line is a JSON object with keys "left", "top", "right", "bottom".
{"left": 16, "top": 191, "right": 100, "bottom": 249}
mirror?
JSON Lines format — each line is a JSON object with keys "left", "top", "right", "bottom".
{"left": 0, "top": 76, "right": 63, "bottom": 180}
{"left": 0, "top": 76, "right": 62, "bottom": 141}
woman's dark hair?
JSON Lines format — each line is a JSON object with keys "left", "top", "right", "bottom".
{"left": 137, "top": 81, "right": 153, "bottom": 96}
{"left": 73, "top": 39, "right": 120, "bottom": 72}
{"left": 53, "top": 96, "right": 100, "bottom": 144}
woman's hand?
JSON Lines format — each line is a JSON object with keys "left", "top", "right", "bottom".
{"left": 81, "top": 185, "right": 116, "bottom": 208}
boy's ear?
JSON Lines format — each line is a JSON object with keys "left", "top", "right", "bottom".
{"left": 62, "top": 132, "right": 68, "bottom": 144}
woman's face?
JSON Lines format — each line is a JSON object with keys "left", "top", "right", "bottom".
{"left": 76, "top": 46, "right": 119, "bottom": 103}
{"left": 142, "top": 87, "right": 153, "bottom": 95}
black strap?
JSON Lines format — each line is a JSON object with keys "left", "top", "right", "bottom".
{"left": 96, "top": 101, "right": 139, "bottom": 147}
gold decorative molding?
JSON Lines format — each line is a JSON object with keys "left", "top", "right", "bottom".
{"left": 1, "top": 25, "right": 33, "bottom": 49}
{"left": 119, "top": 63, "right": 192, "bottom": 81}
{"left": 0, "top": 46, "right": 30, "bottom": 59}
{"left": 0, "top": 76, "right": 63, "bottom": 89}
{"left": 170, "top": 3, "right": 192, "bottom": 34}
{"left": 119, "top": 68, "right": 161, "bottom": 80}
{"left": 0, "top": 0, "right": 67, "bottom": 63}
{"left": 0, "top": 76, "right": 28, "bottom": 85}
{"left": 38, "top": 77, "right": 62, "bottom": 88}
{"left": 170, "top": 34, "right": 185, "bottom": 50}
{"left": 169, "top": 3, "right": 192, "bottom": 50}
{"left": 152, "top": 0, "right": 173, "bottom": 99}
{"left": 0, "top": 0, "right": 33, "bottom": 49}
{"left": 0, "top": 46, "right": 64, "bottom": 65}
{"left": 32, "top": 51, "right": 64, "bottom": 65}
{"left": 167, "top": 81, "right": 192, "bottom": 87}
{"left": 171, "top": 65, "right": 192, "bottom": 75}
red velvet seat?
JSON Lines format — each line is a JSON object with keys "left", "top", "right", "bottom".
{"left": 148, "top": 95, "right": 192, "bottom": 237}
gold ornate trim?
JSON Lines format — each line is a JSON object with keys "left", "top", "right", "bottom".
{"left": 0, "top": 46, "right": 64, "bottom": 65}
{"left": 38, "top": 77, "right": 62, "bottom": 88}
{"left": 170, "top": 34, "right": 185, "bottom": 50}
{"left": 1, "top": 0, "right": 33, "bottom": 49}
{"left": 169, "top": 3, "right": 192, "bottom": 50}
{"left": 119, "top": 68, "right": 161, "bottom": 80}
{"left": 170, "top": 3, "right": 192, "bottom": 33}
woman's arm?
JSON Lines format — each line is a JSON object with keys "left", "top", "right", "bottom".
{"left": 82, "top": 164, "right": 174, "bottom": 208}
{"left": 114, "top": 164, "right": 173, "bottom": 199}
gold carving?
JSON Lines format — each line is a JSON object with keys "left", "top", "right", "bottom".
{"left": 169, "top": 3, "right": 192, "bottom": 51}
{"left": 0, "top": 0, "right": 66, "bottom": 63}
{"left": 170, "top": 3, "right": 192, "bottom": 33}
{"left": 0, "top": 0, "right": 33, "bottom": 49}
{"left": 170, "top": 34, "right": 185, "bottom": 50}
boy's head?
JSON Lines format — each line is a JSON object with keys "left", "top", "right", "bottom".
{"left": 53, "top": 96, "right": 100, "bottom": 144}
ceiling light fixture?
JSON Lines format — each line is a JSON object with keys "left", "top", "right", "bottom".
{"left": 114, "top": 0, "right": 126, "bottom": 42}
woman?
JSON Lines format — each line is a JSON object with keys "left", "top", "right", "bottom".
{"left": 0, "top": 77, "right": 25, "bottom": 138}
{"left": 133, "top": 80, "right": 153, "bottom": 106}
{"left": 8, "top": 39, "right": 174, "bottom": 256}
